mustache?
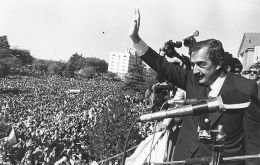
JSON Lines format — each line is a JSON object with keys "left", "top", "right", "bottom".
{"left": 194, "top": 72, "right": 204, "bottom": 77}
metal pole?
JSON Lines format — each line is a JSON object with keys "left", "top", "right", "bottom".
{"left": 210, "top": 125, "right": 225, "bottom": 165}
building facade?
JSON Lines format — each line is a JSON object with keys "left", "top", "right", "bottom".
{"left": 237, "top": 33, "right": 260, "bottom": 70}
{"left": 108, "top": 48, "right": 145, "bottom": 78}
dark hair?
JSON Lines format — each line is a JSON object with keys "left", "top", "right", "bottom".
{"left": 189, "top": 39, "right": 225, "bottom": 67}
{"left": 223, "top": 52, "right": 233, "bottom": 69}
{"left": 229, "top": 58, "right": 243, "bottom": 73}
{"left": 156, "top": 73, "right": 165, "bottom": 83}
{"left": 249, "top": 63, "right": 260, "bottom": 70}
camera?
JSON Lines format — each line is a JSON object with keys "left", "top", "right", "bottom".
{"left": 150, "top": 83, "right": 177, "bottom": 109}
{"left": 159, "top": 39, "right": 192, "bottom": 70}
{"left": 153, "top": 84, "right": 176, "bottom": 93}
{"left": 183, "top": 37, "right": 196, "bottom": 48}
{"left": 159, "top": 40, "right": 182, "bottom": 58}
{"left": 183, "top": 30, "right": 199, "bottom": 47}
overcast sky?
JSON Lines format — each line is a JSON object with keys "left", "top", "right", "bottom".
{"left": 1, "top": 0, "right": 260, "bottom": 62}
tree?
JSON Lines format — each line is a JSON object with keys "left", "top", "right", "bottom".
{"left": 85, "top": 57, "right": 108, "bottom": 73}
{"left": 0, "top": 56, "right": 22, "bottom": 70}
{"left": 0, "top": 36, "right": 35, "bottom": 76}
{"left": 0, "top": 48, "right": 34, "bottom": 72}
{"left": 124, "top": 63, "right": 146, "bottom": 92}
{"left": 106, "top": 72, "right": 121, "bottom": 81}
{"left": 0, "top": 35, "right": 11, "bottom": 59}
{"left": 32, "top": 59, "right": 49, "bottom": 75}
{"left": 48, "top": 61, "right": 67, "bottom": 76}
{"left": 9, "top": 48, "right": 34, "bottom": 66}
{"left": 65, "top": 53, "right": 108, "bottom": 77}
{"left": 0, "top": 36, "right": 10, "bottom": 48}
{"left": 144, "top": 67, "right": 158, "bottom": 89}
{"left": 0, "top": 61, "right": 10, "bottom": 77}
{"left": 65, "top": 53, "right": 86, "bottom": 77}
{"left": 78, "top": 66, "right": 96, "bottom": 78}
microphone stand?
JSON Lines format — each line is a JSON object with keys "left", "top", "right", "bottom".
{"left": 210, "top": 125, "right": 225, "bottom": 165}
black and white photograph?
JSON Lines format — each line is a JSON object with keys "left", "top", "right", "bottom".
{"left": 1, "top": 0, "right": 260, "bottom": 164}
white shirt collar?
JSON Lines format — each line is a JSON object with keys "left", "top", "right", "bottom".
{"left": 208, "top": 72, "right": 226, "bottom": 97}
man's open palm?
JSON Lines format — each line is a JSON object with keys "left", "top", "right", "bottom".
{"left": 129, "top": 8, "right": 141, "bottom": 44}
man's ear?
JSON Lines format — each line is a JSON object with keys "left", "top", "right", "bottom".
{"left": 216, "top": 58, "right": 224, "bottom": 70}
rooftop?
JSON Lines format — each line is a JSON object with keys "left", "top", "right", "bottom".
{"left": 238, "top": 33, "right": 260, "bottom": 57}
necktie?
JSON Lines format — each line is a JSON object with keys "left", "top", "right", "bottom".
{"left": 205, "top": 86, "right": 211, "bottom": 98}
{"left": 198, "top": 86, "right": 212, "bottom": 143}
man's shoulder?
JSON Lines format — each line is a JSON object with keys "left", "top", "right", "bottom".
{"left": 227, "top": 73, "right": 257, "bottom": 94}
{"left": 230, "top": 73, "right": 256, "bottom": 86}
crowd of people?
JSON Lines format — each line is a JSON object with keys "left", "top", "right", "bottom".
{"left": 0, "top": 75, "right": 153, "bottom": 165}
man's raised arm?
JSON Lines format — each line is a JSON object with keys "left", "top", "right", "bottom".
{"left": 129, "top": 8, "right": 141, "bottom": 44}
{"left": 129, "top": 8, "right": 149, "bottom": 56}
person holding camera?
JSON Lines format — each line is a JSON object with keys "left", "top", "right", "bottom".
{"left": 129, "top": 8, "right": 260, "bottom": 165}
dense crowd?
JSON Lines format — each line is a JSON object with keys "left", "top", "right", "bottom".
{"left": 0, "top": 75, "right": 153, "bottom": 165}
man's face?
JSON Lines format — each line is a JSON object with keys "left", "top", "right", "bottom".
{"left": 242, "top": 69, "right": 259, "bottom": 80}
{"left": 191, "top": 47, "right": 220, "bottom": 85}
{"left": 249, "top": 69, "right": 259, "bottom": 80}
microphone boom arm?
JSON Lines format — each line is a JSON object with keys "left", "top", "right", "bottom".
{"left": 137, "top": 96, "right": 224, "bottom": 122}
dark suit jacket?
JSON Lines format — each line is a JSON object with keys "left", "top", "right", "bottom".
{"left": 141, "top": 48, "right": 260, "bottom": 165}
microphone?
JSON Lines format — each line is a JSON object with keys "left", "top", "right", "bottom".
{"left": 183, "top": 30, "right": 199, "bottom": 41}
{"left": 137, "top": 89, "right": 251, "bottom": 122}
{"left": 137, "top": 96, "right": 223, "bottom": 121}
{"left": 167, "top": 99, "right": 199, "bottom": 105}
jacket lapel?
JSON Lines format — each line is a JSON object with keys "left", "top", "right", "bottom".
{"left": 210, "top": 73, "right": 236, "bottom": 127}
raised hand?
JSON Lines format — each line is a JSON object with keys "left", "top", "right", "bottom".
{"left": 129, "top": 8, "right": 141, "bottom": 44}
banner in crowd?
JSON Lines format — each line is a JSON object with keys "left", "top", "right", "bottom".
{"left": 4, "top": 127, "right": 17, "bottom": 145}
{"left": 125, "top": 130, "right": 169, "bottom": 165}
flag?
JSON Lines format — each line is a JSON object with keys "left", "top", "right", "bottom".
{"left": 5, "top": 127, "right": 17, "bottom": 145}
{"left": 125, "top": 130, "right": 169, "bottom": 165}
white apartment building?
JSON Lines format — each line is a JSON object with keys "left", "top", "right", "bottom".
{"left": 238, "top": 33, "right": 260, "bottom": 70}
{"left": 108, "top": 49, "right": 145, "bottom": 77}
